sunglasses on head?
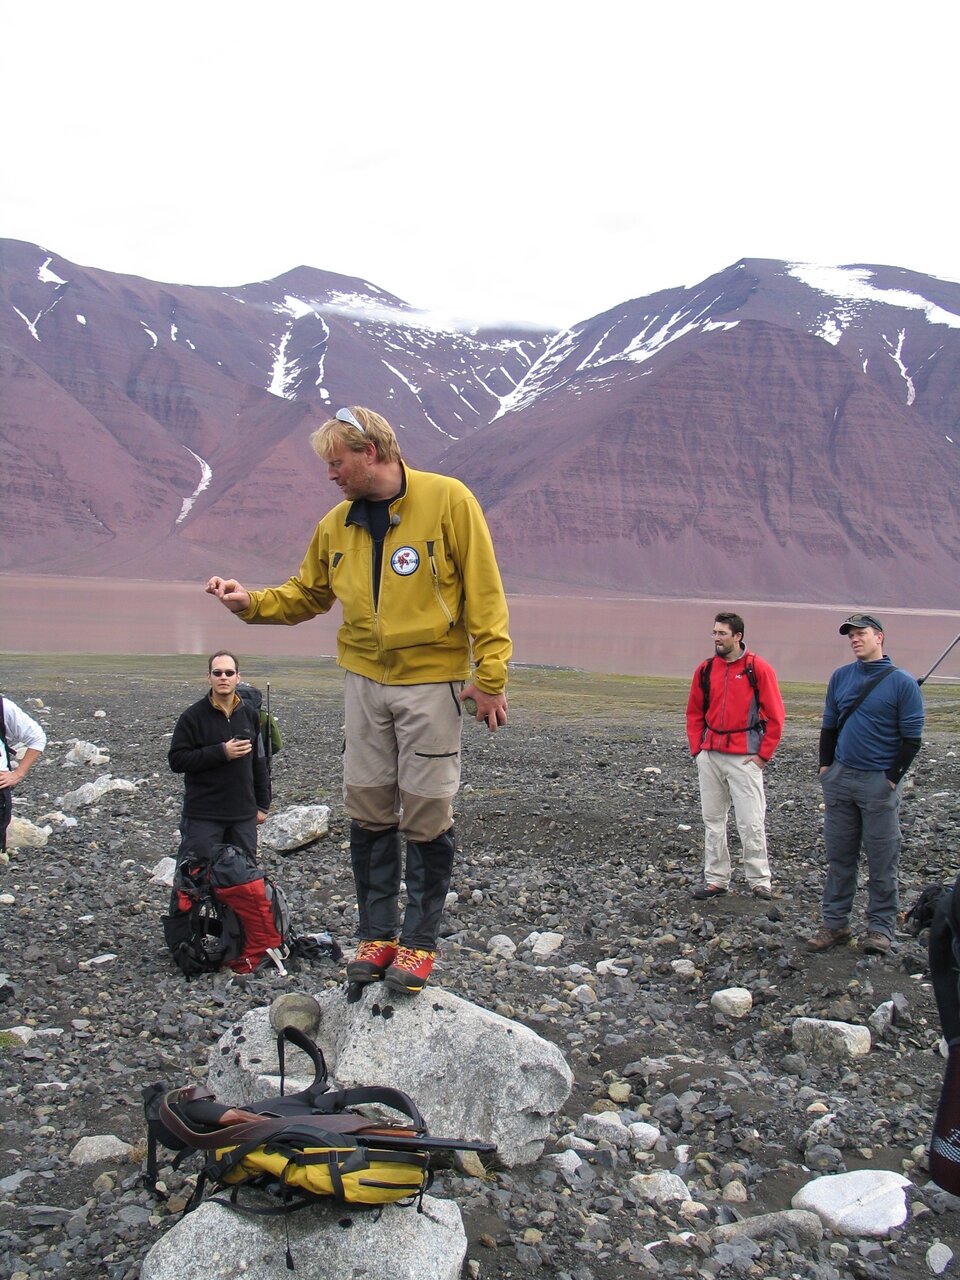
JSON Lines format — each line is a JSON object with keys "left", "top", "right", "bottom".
{"left": 211, "top": 668, "right": 236, "bottom": 677}
{"left": 335, "top": 407, "right": 366, "bottom": 435}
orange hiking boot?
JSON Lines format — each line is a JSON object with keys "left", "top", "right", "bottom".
{"left": 385, "top": 946, "right": 436, "bottom": 994}
{"left": 346, "top": 939, "right": 398, "bottom": 984}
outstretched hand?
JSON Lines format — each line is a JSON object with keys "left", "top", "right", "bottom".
{"left": 461, "top": 683, "right": 508, "bottom": 733}
{"left": 205, "top": 576, "right": 251, "bottom": 614}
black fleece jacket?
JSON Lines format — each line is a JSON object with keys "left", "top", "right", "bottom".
{"left": 168, "top": 694, "right": 270, "bottom": 819}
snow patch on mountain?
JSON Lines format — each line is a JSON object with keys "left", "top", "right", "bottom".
{"left": 38, "top": 257, "right": 67, "bottom": 286}
{"left": 268, "top": 326, "right": 300, "bottom": 399}
{"left": 12, "top": 306, "right": 42, "bottom": 342}
{"left": 176, "top": 447, "right": 213, "bottom": 525}
{"left": 788, "top": 264, "right": 960, "bottom": 330}
{"left": 493, "top": 327, "right": 583, "bottom": 419}
{"left": 883, "top": 329, "right": 916, "bottom": 406}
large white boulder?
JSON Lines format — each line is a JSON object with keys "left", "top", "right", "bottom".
{"left": 259, "top": 804, "right": 331, "bottom": 852}
{"left": 208, "top": 986, "right": 572, "bottom": 1167}
{"left": 791, "top": 1017, "right": 871, "bottom": 1059}
{"left": 711, "top": 987, "right": 753, "bottom": 1018}
{"left": 63, "top": 739, "right": 110, "bottom": 766}
{"left": 59, "top": 774, "right": 136, "bottom": 810}
{"left": 140, "top": 1194, "right": 465, "bottom": 1280}
{"left": 792, "top": 1169, "right": 910, "bottom": 1237}
{"left": 5, "top": 816, "right": 51, "bottom": 848}
{"left": 629, "top": 1171, "right": 691, "bottom": 1204}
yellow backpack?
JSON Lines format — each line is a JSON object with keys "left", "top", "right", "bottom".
{"left": 144, "top": 1024, "right": 495, "bottom": 1254}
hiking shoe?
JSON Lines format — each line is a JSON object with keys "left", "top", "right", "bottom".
{"left": 862, "top": 932, "right": 892, "bottom": 955}
{"left": 693, "top": 883, "right": 728, "bottom": 900}
{"left": 385, "top": 946, "right": 436, "bottom": 994}
{"left": 806, "top": 925, "right": 851, "bottom": 952}
{"left": 751, "top": 886, "right": 773, "bottom": 900}
{"left": 346, "top": 939, "right": 398, "bottom": 984}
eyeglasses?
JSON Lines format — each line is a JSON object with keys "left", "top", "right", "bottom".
{"left": 335, "top": 407, "right": 366, "bottom": 435}
{"left": 211, "top": 668, "right": 236, "bottom": 677}
{"left": 711, "top": 631, "right": 733, "bottom": 638}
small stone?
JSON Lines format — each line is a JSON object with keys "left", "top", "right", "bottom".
{"left": 791, "top": 1017, "right": 871, "bottom": 1059}
{"left": 711, "top": 987, "right": 753, "bottom": 1018}
{"left": 268, "top": 993, "right": 321, "bottom": 1037}
{"left": 927, "top": 1241, "right": 953, "bottom": 1274}
{"left": 69, "top": 1135, "right": 135, "bottom": 1165}
{"left": 722, "top": 1178, "right": 749, "bottom": 1202}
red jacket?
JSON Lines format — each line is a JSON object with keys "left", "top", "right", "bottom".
{"left": 686, "top": 649, "right": 784, "bottom": 761}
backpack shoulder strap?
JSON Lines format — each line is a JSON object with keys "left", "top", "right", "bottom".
{"left": 743, "top": 653, "right": 760, "bottom": 696}
{"left": 275, "top": 1024, "right": 330, "bottom": 1106}
{"left": 698, "top": 657, "right": 715, "bottom": 714}
{"left": 0, "top": 696, "right": 9, "bottom": 761}
{"left": 317, "top": 1085, "right": 426, "bottom": 1133}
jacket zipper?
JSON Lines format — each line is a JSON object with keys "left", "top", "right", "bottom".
{"left": 427, "top": 540, "right": 454, "bottom": 628}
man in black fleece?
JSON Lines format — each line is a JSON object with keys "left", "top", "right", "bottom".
{"left": 168, "top": 652, "right": 270, "bottom": 860}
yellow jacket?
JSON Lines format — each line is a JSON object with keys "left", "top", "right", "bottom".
{"left": 240, "top": 466, "right": 511, "bottom": 692}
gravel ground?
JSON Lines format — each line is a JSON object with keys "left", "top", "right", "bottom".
{"left": 1, "top": 659, "right": 959, "bottom": 1279}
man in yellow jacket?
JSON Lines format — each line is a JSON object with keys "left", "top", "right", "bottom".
{"left": 206, "top": 406, "right": 511, "bottom": 994}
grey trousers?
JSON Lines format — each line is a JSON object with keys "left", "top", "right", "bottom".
{"left": 820, "top": 762, "right": 902, "bottom": 939}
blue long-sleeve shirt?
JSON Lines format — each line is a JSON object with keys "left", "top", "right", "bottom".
{"left": 822, "top": 656, "right": 924, "bottom": 773}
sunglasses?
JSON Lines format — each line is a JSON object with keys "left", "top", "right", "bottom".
{"left": 335, "top": 407, "right": 366, "bottom": 435}
{"left": 211, "top": 668, "right": 236, "bottom": 677}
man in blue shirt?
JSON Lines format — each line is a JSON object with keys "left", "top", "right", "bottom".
{"left": 808, "top": 613, "right": 924, "bottom": 955}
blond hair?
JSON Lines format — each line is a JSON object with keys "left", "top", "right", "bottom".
{"left": 310, "top": 407, "right": 402, "bottom": 464}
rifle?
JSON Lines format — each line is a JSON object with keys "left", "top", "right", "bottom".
{"left": 264, "top": 680, "right": 272, "bottom": 768}
{"left": 918, "top": 633, "right": 960, "bottom": 686}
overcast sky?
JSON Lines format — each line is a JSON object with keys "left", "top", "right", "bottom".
{"left": 2, "top": 0, "right": 956, "bottom": 329}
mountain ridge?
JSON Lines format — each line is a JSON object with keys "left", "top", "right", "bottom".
{"left": 1, "top": 240, "right": 957, "bottom": 605}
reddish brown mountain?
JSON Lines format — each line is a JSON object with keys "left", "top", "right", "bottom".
{"left": 2, "top": 242, "right": 958, "bottom": 605}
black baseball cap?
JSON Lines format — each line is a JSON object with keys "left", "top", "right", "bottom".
{"left": 839, "top": 613, "right": 884, "bottom": 635}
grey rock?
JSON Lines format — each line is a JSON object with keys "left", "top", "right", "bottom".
{"left": 927, "top": 1241, "right": 954, "bottom": 1274}
{"left": 259, "top": 804, "right": 331, "bottom": 852}
{"left": 269, "top": 993, "right": 322, "bottom": 1037}
{"left": 59, "top": 774, "right": 137, "bottom": 810}
{"left": 5, "top": 816, "right": 51, "bottom": 848}
{"left": 140, "top": 1194, "right": 465, "bottom": 1280}
{"left": 713, "top": 1208, "right": 824, "bottom": 1246}
{"left": 791, "top": 1017, "right": 871, "bottom": 1059}
{"left": 209, "top": 987, "right": 572, "bottom": 1167}
{"left": 792, "top": 1169, "right": 910, "bottom": 1237}
{"left": 628, "top": 1171, "right": 690, "bottom": 1204}
{"left": 711, "top": 987, "right": 753, "bottom": 1018}
{"left": 69, "top": 1135, "right": 136, "bottom": 1165}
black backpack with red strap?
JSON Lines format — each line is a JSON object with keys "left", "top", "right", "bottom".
{"left": 161, "top": 843, "right": 339, "bottom": 978}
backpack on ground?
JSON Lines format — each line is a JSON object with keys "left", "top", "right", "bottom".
{"left": 142, "top": 1024, "right": 496, "bottom": 1266}
{"left": 237, "top": 682, "right": 282, "bottom": 759}
{"left": 926, "top": 875, "right": 960, "bottom": 1195}
{"left": 161, "top": 843, "right": 339, "bottom": 978}
{"left": 902, "top": 882, "right": 950, "bottom": 937}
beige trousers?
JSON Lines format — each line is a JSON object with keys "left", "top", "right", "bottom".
{"left": 343, "top": 673, "right": 463, "bottom": 843}
{"left": 696, "top": 750, "right": 771, "bottom": 890}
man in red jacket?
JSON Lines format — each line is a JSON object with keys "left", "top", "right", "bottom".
{"left": 686, "top": 612, "right": 785, "bottom": 901}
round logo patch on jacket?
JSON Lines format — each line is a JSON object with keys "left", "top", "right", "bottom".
{"left": 390, "top": 546, "right": 420, "bottom": 576}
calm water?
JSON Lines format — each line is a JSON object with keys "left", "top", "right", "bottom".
{"left": 1, "top": 574, "right": 958, "bottom": 685}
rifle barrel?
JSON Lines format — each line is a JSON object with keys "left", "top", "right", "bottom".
{"left": 918, "top": 633, "right": 960, "bottom": 685}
